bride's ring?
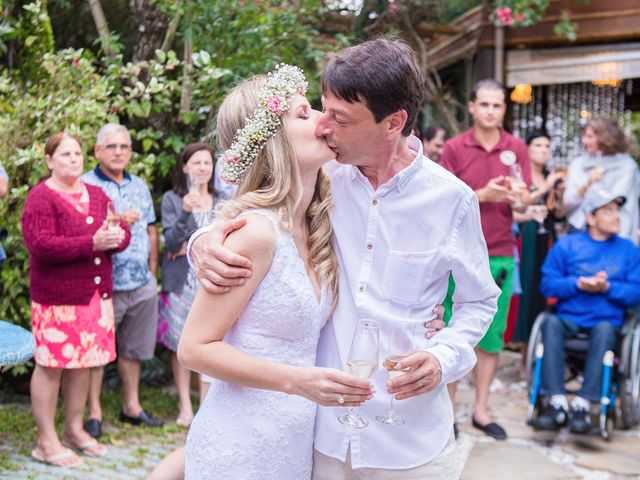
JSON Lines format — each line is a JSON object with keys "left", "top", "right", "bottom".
{"left": 337, "top": 394, "right": 346, "bottom": 404}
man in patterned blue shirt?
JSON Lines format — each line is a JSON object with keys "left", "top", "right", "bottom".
{"left": 82, "top": 124, "right": 163, "bottom": 437}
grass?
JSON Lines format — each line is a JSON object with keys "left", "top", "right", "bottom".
{"left": 0, "top": 383, "right": 197, "bottom": 471}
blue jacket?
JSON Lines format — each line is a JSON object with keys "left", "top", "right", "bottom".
{"left": 540, "top": 232, "right": 640, "bottom": 328}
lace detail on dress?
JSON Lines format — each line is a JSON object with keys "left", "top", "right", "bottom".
{"left": 185, "top": 208, "right": 332, "bottom": 480}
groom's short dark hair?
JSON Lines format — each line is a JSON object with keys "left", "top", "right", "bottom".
{"left": 321, "top": 36, "right": 424, "bottom": 137}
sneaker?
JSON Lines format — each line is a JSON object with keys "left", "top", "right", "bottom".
{"left": 531, "top": 404, "right": 567, "bottom": 431}
{"left": 569, "top": 407, "right": 591, "bottom": 434}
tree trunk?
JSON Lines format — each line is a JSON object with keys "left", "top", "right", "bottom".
{"left": 179, "top": 29, "right": 193, "bottom": 116}
{"left": 133, "top": 0, "right": 168, "bottom": 62}
{"left": 86, "top": 0, "right": 115, "bottom": 59}
{"left": 161, "top": 6, "right": 182, "bottom": 52}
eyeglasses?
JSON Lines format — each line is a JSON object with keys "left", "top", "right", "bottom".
{"left": 104, "top": 144, "right": 132, "bottom": 151}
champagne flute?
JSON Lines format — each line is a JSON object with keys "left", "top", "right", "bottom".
{"left": 531, "top": 205, "right": 548, "bottom": 234}
{"left": 338, "top": 319, "right": 380, "bottom": 429}
{"left": 106, "top": 200, "right": 120, "bottom": 231}
{"left": 376, "top": 321, "right": 418, "bottom": 426}
{"left": 186, "top": 171, "right": 204, "bottom": 213}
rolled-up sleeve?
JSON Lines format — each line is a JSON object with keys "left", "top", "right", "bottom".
{"left": 427, "top": 194, "right": 500, "bottom": 385}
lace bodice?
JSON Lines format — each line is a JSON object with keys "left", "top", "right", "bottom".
{"left": 185, "top": 208, "right": 332, "bottom": 480}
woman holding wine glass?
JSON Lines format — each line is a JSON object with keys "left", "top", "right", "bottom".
{"left": 564, "top": 117, "right": 640, "bottom": 243}
{"left": 158, "top": 142, "right": 220, "bottom": 427}
{"left": 21, "top": 132, "right": 130, "bottom": 468}
{"left": 177, "top": 66, "right": 372, "bottom": 479}
{"left": 512, "top": 130, "right": 566, "bottom": 351}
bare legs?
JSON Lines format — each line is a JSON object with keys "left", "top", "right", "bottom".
{"left": 172, "top": 353, "right": 194, "bottom": 421}
{"left": 119, "top": 357, "right": 143, "bottom": 417}
{"left": 87, "top": 366, "right": 104, "bottom": 421}
{"left": 146, "top": 447, "right": 185, "bottom": 480}
{"left": 473, "top": 348, "right": 499, "bottom": 425}
{"left": 31, "top": 365, "right": 103, "bottom": 466}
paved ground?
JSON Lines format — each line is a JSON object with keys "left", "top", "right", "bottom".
{"left": 2, "top": 350, "right": 639, "bottom": 479}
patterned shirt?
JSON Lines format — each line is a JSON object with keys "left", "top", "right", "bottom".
{"left": 0, "top": 161, "right": 7, "bottom": 181}
{"left": 82, "top": 166, "right": 156, "bottom": 291}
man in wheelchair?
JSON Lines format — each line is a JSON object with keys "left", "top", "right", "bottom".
{"left": 532, "top": 188, "right": 640, "bottom": 433}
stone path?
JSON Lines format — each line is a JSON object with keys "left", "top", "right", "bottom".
{"left": 2, "top": 350, "right": 639, "bottom": 479}
{"left": 456, "top": 351, "right": 640, "bottom": 480}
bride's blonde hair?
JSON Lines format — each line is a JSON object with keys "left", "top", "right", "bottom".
{"left": 215, "top": 76, "right": 338, "bottom": 306}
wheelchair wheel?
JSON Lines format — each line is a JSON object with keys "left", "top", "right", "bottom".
{"left": 620, "top": 324, "right": 640, "bottom": 429}
{"left": 525, "top": 312, "right": 547, "bottom": 389}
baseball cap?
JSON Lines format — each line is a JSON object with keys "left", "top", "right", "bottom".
{"left": 582, "top": 187, "right": 626, "bottom": 215}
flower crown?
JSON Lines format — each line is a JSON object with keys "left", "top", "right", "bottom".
{"left": 219, "top": 64, "right": 308, "bottom": 185}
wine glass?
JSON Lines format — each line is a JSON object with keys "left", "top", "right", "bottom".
{"left": 106, "top": 200, "right": 120, "bottom": 231}
{"left": 531, "top": 205, "right": 548, "bottom": 234}
{"left": 376, "top": 321, "right": 418, "bottom": 426}
{"left": 338, "top": 319, "right": 380, "bottom": 429}
{"left": 186, "top": 171, "right": 204, "bottom": 213}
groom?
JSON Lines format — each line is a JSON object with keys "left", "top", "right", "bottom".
{"left": 190, "top": 37, "right": 499, "bottom": 477}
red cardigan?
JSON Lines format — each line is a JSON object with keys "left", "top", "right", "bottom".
{"left": 21, "top": 182, "right": 131, "bottom": 305}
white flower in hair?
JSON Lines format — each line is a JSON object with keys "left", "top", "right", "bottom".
{"left": 220, "top": 64, "right": 308, "bottom": 185}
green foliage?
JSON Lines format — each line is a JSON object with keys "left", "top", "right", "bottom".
{"left": 0, "top": 1, "right": 336, "bottom": 330}
{"left": 17, "top": 0, "right": 55, "bottom": 80}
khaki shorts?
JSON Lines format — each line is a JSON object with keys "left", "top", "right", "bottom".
{"left": 312, "top": 434, "right": 457, "bottom": 480}
{"left": 113, "top": 277, "right": 158, "bottom": 361}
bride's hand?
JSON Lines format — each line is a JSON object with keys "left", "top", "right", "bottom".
{"left": 292, "top": 367, "right": 373, "bottom": 407}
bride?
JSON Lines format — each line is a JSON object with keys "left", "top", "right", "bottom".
{"left": 177, "top": 65, "right": 373, "bottom": 479}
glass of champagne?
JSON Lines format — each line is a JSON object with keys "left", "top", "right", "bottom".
{"left": 376, "top": 321, "right": 417, "bottom": 426}
{"left": 531, "top": 205, "right": 548, "bottom": 234}
{"left": 106, "top": 201, "right": 120, "bottom": 231}
{"left": 186, "top": 171, "right": 204, "bottom": 213}
{"left": 338, "top": 319, "right": 380, "bottom": 429}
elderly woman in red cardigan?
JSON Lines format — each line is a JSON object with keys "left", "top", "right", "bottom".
{"left": 21, "top": 132, "right": 131, "bottom": 468}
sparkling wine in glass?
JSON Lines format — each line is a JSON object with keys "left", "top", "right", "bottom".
{"left": 531, "top": 205, "right": 548, "bottom": 234}
{"left": 376, "top": 321, "right": 418, "bottom": 426}
{"left": 338, "top": 319, "right": 380, "bottom": 429}
{"left": 106, "top": 201, "right": 120, "bottom": 231}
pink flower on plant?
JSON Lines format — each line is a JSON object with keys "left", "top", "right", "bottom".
{"left": 514, "top": 13, "right": 525, "bottom": 23}
{"left": 495, "top": 7, "right": 513, "bottom": 26}
{"left": 266, "top": 95, "right": 285, "bottom": 114}
{"left": 389, "top": 2, "right": 398, "bottom": 14}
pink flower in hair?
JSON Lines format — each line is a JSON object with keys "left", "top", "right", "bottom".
{"left": 266, "top": 95, "right": 285, "bottom": 115}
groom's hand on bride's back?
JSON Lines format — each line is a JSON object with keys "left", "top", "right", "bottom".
{"left": 192, "top": 218, "right": 254, "bottom": 293}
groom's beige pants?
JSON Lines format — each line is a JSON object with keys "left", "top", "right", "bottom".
{"left": 311, "top": 434, "right": 457, "bottom": 480}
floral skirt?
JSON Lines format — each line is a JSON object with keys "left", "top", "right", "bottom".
{"left": 31, "top": 289, "right": 116, "bottom": 369}
{"left": 157, "top": 280, "right": 197, "bottom": 352}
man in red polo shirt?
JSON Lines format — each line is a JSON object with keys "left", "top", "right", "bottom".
{"left": 441, "top": 79, "right": 531, "bottom": 440}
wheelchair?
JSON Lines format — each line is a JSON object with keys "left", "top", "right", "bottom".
{"left": 525, "top": 310, "right": 640, "bottom": 440}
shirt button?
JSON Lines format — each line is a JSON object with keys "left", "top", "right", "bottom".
{"left": 358, "top": 285, "right": 365, "bottom": 293}
{"left": 94, "top": 257, "right": 102, "bottom": 266}
{"left": 94, "top": 276, "right": 102, "bottom": 285}
{"left": 102, "top": 292, "right": 108, "bottom": 299}
{"left": 86, "top": 216, "right": 94, "bottom": 225}
{"left": 366, "top": 243, "right": 373, "bottom": 250}
{"left": 372, "top": 198, "right": 378, "bottom": 206}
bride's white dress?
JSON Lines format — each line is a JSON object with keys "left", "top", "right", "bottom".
{"left": 185, "top": 209, "right": 332, "bottom": 480}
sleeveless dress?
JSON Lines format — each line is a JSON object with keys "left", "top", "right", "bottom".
{"left": 185, "top": 209, "right": 332, "bottom": 480}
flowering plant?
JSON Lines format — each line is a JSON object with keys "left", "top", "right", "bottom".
{"left": 220, "top": 64, "right": 308, "bottom": 185}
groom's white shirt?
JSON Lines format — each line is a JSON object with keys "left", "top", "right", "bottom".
{"left": 187, "top": 136, "right": 499, "bottom": 470}
{"left": 313, "top": 136, "right": 499, "bottom": 469}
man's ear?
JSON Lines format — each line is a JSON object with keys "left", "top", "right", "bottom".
{"left": 385, "top": 109, "right": 408, "bottom": 139}
{"left": 586, "top": 212, "right": 596, "bottom": 228}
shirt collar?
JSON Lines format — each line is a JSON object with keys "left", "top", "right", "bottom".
{"left": 349, "top": 135, "right": 424, "bottom": 193}
{"left": 462, "top": 127, "right": 510, "bottom": 153}
{"left": 94, "top": 165, "right": 131, "bottom": 184}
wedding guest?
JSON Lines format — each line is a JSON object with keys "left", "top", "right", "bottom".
{"left": 158, "top": 142, "right": 218, "bottom": 426}
{"left": 564, "top": 117, "right": 640, "bottom": 244}
{"left": 512, "top": 130, "right": 566, "bottom": 347}
{"left": 440, "top": 78, "right": 532, "bottom": 440}
{"left": 188, "top": 38, "right": 499, "bottom": 478}
{"left": 422, "top": 124, "right": 449, "bottom": 163}
{"left": 22, "top": 132, "right": 130, "bottom": 468}
{"left": 82, "top": 123, "right": 163, "bottom": 439}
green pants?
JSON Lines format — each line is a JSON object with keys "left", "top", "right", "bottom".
{"left": 443, "top": 256, "right": 514, "bottom": 353}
